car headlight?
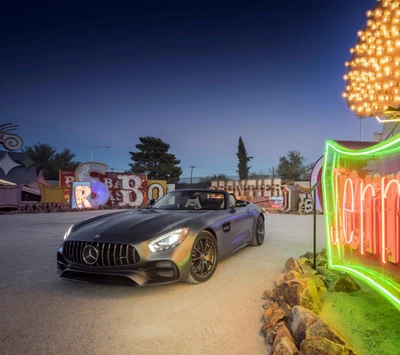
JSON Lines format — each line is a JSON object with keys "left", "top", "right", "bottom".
{"left": 148, "top": 228, "right": 189, "bottom": 252}
{"left": 64, "top": 225, "right": 74, "bottom": 240}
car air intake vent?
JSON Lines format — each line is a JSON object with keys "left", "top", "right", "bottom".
{"left": 63, "top": 241, "right": 140, "bottom": 267}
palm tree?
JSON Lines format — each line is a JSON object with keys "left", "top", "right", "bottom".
{"left": 22, "top": 143, "right": 79, "bottom": 180}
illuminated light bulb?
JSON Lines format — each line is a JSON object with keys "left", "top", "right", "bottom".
{"left": 387, "top": 46, "right": 395, "bottom": 52}
{"left": 350, "top": 48, "right": 354, "bottom": 53}
{"left": 342, "top": 92, "right": 347, "bottom": 98}
{"left": 343, "top": 74, "right": 348, "bottom": 80}
{"left": 384, "top": 67, "right": 392, "bottom": 75}
{"left": 350, "top": 105, "right": 356, "bottom": 111}
{"left": 391, "top": 2, "right": 400, "bottom": 10}
{"left": 369, "top": 95, "right": 377, "bottom": 100}
{"left": 389, "top": 80, "right": 397, "bottom": 86}
{"left": 358, "top": 107, "right": 364, "bottom": 112}
{"left": 375, "top": 31, "right": 382, "bottom": 37}
{"left": 382, "top": 1, "right": 390, "bottom": 7}
{"left": 383, "top": 83, "right": 390, "bottom": 89}
{"left": 392, "top": 87, "right": 399, "bottom": 94}
{"left": 346, "top": 85, "right": 351, "bottom": 91}
{"left": 367, "top": 10, "right": 373, "bottom": 17}
{"left": 376, "top": 38, "right": 383, "bottom": 45}
{"left": 384, "top": 10, "right": 392, "bottom": 17}
{"left": 379, "top": 95, "right": 385, "bottom": 101}
{"left": 375, "top": 9, "right": 383, "bottom": 17}
{"left": 357, "top": 30, "right": 363, "bottom": 36}
{"left": 385, "top": 40, "right": 393, "bottom": 47}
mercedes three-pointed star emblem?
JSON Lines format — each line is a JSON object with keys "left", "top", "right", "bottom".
{"left": 82, "top": 245, "right": 99, "bottom": 265}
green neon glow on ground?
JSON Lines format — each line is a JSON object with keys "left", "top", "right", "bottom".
{"left": 322, "top": 133, "right": 400, "bottom": 312}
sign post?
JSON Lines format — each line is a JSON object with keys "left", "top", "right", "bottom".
{"left": 311, "top": 181, "right": 320, "bottom": 270}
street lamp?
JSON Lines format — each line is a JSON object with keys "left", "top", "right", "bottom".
{"left": 91, "top": 145, "right": 110, "bottom": 162}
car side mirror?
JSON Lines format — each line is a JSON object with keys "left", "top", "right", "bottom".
{"left": 235, "top": 200, "right": 247, "bottom": 207}
{"left": 148, "top": 198, "right": 156, "bottom": 206}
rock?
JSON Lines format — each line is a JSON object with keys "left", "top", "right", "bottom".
{"left": 318, "top": 286, "right": 328, "bottom": 301}
{"left": 276, "top": 270, "right": 302, "bottom": 285}
{"left": 272, "top": 336, "right": 299, "bottom": 355}
{"left": 333, "top": 275, "right": 361, "bottom": 293}
{"left": 263, "top": 302, "right": 280, "bottom": 321}
{"left": 316, "top": 267, "right": 341, "bottom": 291}
{"left": 263, "top": 287, "right": 278, "bottom": 301}
{"left": 300, "top": 336, "right": 356, "bottom": 355}
{"left": 276, "top": 278, "right": 322, "bottom": 314}
{"left": 306, "top": 319, "right": 346, "bottom": 345}
{"left": 298, "top": 256, "right": 313, "bottom": 267}
{"left": 284, "top": 257, "right": 301, "bottom": 273}
{"left": 280, "top": 302, "right": 292, "bottom": 318}
{"left": 290, "top": 306, "right": 319, "bottom": 347}
{"left": 263, "top": 299, "right": 277, "bottom": 310}
{"left": 263, "top": 309, "right": 286, "bottom": 330}
{"left": 263, "top": 326, "right": 277, "bottom": 344}
{"left": 300, "top": 251, "right": 314, "bottom": 260}
{"left": 301, "top": 273, "right": 325, "bottom": 289}
{"left": 316, "top": 253, "right": 327, "bottom": 267}
{"left": 301, "top": 264, "right": 317, "bottom": 275}
{"left": 271, "top": 322, "right": 296, "bottom": 353}
{"left": 319, "top": 248, "right": 327, "bottom": 257}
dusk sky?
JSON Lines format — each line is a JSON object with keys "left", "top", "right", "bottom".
{"left": 1, "top": 0, "right": 381, "bottom": 179}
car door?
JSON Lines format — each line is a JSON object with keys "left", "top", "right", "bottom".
{"left": 217, "top": 195, "right": 254, "bottom": 255}
{"left": 229, "top": 201, "right": 256, "bottom": 245}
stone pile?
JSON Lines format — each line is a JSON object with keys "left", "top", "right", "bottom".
{"left": 261, "top": 251, "right": 360, "bottom": 355}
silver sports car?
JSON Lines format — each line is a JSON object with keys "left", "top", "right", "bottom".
{"left": 57, "top": 189, "right": 265, "bottom": 286}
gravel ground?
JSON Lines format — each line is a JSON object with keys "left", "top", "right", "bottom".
{"left": 0, "top": 211, "right": 326, "bottom": 355}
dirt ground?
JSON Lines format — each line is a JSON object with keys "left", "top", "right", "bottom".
{"left": 319, "top": 283, "right": 400, "bottom": 355}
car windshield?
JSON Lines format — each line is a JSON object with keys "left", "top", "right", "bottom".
{"left": 153, "top": 190, "right": 226, "bottom": 210}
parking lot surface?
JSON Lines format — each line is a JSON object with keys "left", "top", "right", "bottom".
{"left": 0, "top": 211, "right": 326, "bottom": 355}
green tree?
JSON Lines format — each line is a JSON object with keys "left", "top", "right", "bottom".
{"left": 248, "top": 169, "right": 270, "bottom": 179}
{"left": 129, "top": 136, "right": 182, "bottom": 183}
{"left": 236, "top": 136, "right": 253, "bottom": 180}
{"left": 198, "top": 173, "right": 230, "bottom": 184}
{"left": 23, "top": 143, "right": 79, "bottom": 180}
{"left": 276, "top": 151, "right": 313, "bottom": 181}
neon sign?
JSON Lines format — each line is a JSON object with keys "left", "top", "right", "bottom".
{"left": 70, "top": 182, "right": 92, "bottom": 209}
{"left": 322, "top": 135, "right": 400, "bottom": 311}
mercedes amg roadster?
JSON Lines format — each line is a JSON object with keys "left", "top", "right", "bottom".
{"left": 57, "top": 189, "right": 265, "bottom": 286}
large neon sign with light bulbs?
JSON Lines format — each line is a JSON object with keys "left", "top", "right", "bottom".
{"left": 60, "top": 162, "right": 167, "bottom": 209}
{"left": 322, "top": 135, "right": 400, "bottom": 311}
{"left": 343, "top": 0, "right": 400, "bottom": 121}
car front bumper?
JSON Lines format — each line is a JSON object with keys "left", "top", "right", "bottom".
{"left": 57, "top": 237, "right": 194, "bottom": 286}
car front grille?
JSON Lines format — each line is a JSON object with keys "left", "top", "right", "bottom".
{"left": 63, "top": 241, "right": 140, "bottom": 267}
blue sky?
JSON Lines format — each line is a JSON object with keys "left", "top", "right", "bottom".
{"left": 0, "top": 0, "right": 381, "bottom": 178}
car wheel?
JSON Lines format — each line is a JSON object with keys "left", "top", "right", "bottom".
{"left": 250, "top": 215, "right": 265, "bottom": 246}
{"left": 186, "top": 231, "right": 218, "bottom": 283}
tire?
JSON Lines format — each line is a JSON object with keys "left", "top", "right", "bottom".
{"left": 250, "top": 215, "right": 265, "bottom": 246}
{"left": 186, "top": 231, "right": 218, "bottom": 283}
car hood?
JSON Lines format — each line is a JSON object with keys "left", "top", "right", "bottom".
{"left": 69, "top": 209, "right": 208, "bottom": 243}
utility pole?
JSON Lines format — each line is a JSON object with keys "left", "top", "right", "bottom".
{"left": 190, "top": 165, "right": 195, "bottom": 184}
